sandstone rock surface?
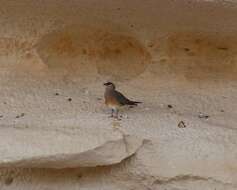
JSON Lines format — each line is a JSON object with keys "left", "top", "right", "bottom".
{"left": 0, "top": 0, "right": 237, "bottom": 190}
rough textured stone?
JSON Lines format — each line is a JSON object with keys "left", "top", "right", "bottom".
{"left": 0, "top": 0, "right": 237, "bottom": 190}
{"left": 0, "top": 127, "right": 143, "bottom": 168}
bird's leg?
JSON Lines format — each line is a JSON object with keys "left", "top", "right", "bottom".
{"left": 114, "top": 109, "right": 121, "bottom": 120}
{"left": 109, "top": 109, "right": 114, "bottom": 118}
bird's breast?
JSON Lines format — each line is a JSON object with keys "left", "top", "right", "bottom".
{"left": 105, "top": 95, "right": 121, "bottom": 108}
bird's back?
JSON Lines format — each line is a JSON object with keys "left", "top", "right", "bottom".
{"left": 105, "top": 88, "right": 141, "bottom": 106}
{"left": 113, "top": 90, "right": 132, "bottom": 105}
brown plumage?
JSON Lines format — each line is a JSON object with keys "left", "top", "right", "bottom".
{"left": 104, "top": 82, "right": 142, "bottom": 119}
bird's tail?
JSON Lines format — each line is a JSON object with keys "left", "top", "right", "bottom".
{"left": 127, "top": 100, "right": 142, "bottom": 106}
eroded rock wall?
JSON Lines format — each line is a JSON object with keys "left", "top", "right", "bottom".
{"left": 0, "top": 0, "right": 237, "bottom": 190}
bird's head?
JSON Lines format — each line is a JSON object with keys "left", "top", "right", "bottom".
{"left": 104, "top": 82, "right": 116, "bottom": 90}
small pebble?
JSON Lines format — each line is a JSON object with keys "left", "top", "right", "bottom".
{"left": 16, "top": 113, "right": 25, "bottom": 118}
{"left": 178, "top": 121, "right": 186, "bottom": 128}
{"left": 198, "top": 113, "right": 209, "bottom": 119}
{"left": 168, "top": 104, "right": 173, "bottom": 109}
{"left": 68, "top": 98, "right": 72, "bottom": 102}
{"left": 55, "top": 93, "right": 59, "bottom": 96}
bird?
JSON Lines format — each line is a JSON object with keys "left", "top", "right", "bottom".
{"left": 104, "top": 82, "right": 142, "bottom": 119}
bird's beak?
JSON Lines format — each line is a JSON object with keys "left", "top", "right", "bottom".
{"left": 103, "top": 83, "right": 108, "bottom": 86}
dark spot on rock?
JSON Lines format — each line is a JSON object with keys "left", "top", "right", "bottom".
{"left": 217, "top": 47, "right": 228, "bottom": 51}
{"left": 148, "top": 44, "right": 154, "bottom": 48}
{"left": 115, "top": 49, "right": 121, "bottom": 54}
{"left": 3, "top": 102, "right": 7, "bottom": 104}
{"left": 130, "top": 24, "right": 134, "bottom": 28}
{"left": 97, "top": 98, "right": 102, "bottom": 100}
{"left": 16, "top": 113, "right": 25, "bottom": 118}
{"left": 220, "top": 109, "right": 224, "bottom": 112}
{"left": 184, "top": 48, "right": 190, "bottom": 52}
{"left": 0, "top": 115, "right": 3, "bottom": 118}
{"left": 167, "top": 104, "right": 173, "bottom": 109}
{"left": 160, "top": 58, "right": 167, "bottom": 63}
{"left": 127, "top": 41, "right": 134, "bottom": 47}
{"left": 68, "top": 98, "right": 72, "bottom": 102}
{"left": 82, "top": 49, "right": 87, "bottom": 54}
{"left": 195, "top": 39, "right": 201, "bottom": 44}
{"left": 55, "top": 93, "right": 59, "bottom": 96}
{"left": 5, "top": 177, "right": 13, "bottom": 186}
{"left": 117, "top": 8, "right": 121, "bottom": 10}
{"left": 178, "top": 121, "right": 186, "bottom": 128}
{"left": 77, "top": 174, "right": 83, "bottom": 179}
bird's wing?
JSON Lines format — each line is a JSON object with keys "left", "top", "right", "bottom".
{"left": 113, "top": 90, "right": 131, "bottom": 105}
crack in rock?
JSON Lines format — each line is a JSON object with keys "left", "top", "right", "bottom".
{"left": 152, "top": 175, "right": 235, "bottom": 186}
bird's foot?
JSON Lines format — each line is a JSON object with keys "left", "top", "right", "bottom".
{"left": 114, "top": 115, "right": 122, "bottom": 120}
